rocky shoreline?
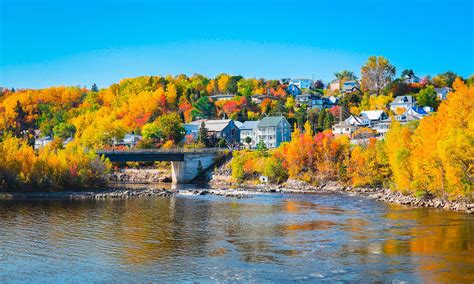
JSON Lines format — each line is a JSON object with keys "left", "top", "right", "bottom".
{"left": 1, "top": 178, "right": 472, "bottom": 214}
{"left": 0, "top": 187, "right": 174, "bottom": 200}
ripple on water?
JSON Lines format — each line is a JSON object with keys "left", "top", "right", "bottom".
{"left": 0, "top": 193, "right": 473, "bottom": 282}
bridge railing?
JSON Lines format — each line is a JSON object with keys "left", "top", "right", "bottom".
{"left": 96, "top": 147, "right": 228, "bottom": 154}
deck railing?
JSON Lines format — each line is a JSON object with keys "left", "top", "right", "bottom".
{"left": 97, "top": 147, "right": 227, "bottom": 154}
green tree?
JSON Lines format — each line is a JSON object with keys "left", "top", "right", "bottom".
{"left": 334, "top": 70, "right": 358, "bottom": 81}
{"left": 197, "top": 121, "right": 210, "bottom": 147}
{"left": 324, "top": 111, "right": 334, "bottom": 130}
{"left": 317, "top": 108, "right": 327, "bottom": 130}
{"left": 191, "top": 96, "right": 216, "bottom": 119}
{"left": 415, "top": 86, "right": 440, "bottom": 109}
{"left": 53, "top": 122, "right": 76, "bottom": 139}
{"left": 244, "top": 136, "right": 252, "bottom": 148}
{"left": 142, "top": 113, "right": 184, "bottom": 144}
{"left": 91, "top": 83, "right": 99, "bottom": 92}
{"left": 361, "top": 56, "right": 396, "bottom": 96}
{"left": 237, "top": 78, "right": 256, "bottom": 97}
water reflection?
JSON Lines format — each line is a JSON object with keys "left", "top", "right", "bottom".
{"left": 0, "top": 194, "right": 473, "bottom": 282}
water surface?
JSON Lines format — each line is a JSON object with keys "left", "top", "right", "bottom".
{"left": 1, "top": 192, "right": 473, "bottom": 282}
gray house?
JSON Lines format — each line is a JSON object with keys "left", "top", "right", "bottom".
{"left": 189, "top": 119, "right": 240, "bottom": 144}
{"left": 390, "top": 95, "right": 417, "bottom": 112}
{"left": 257, "top": 116, "right": 291, "bottom": 148}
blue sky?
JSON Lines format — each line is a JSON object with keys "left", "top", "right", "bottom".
{"left": 1, "top": 0, "right": 473, "bottom": 89}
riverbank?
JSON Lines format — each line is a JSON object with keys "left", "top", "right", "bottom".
{"left": 1, "top": 179, "right": 472, "bottom": 214}
{"left": 208, "top": 177, "right": 474, "bottom": 214}
{"left": 0, "top": 187, "right": 174, "bottom": 200}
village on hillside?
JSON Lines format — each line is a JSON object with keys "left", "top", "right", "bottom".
{"left": 4, "top": 59, "right": 457, "bottom": 151}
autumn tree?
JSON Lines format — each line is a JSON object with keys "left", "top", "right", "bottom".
{"left": 361, "top": 56, "right": 396, "bottom": 96}
{"left": 334, "top": 70, "right": 358, "bottom": 81}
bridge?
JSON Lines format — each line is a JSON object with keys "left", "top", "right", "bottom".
{"left": 97, "top": 148, "right": 228, "bottom": 184}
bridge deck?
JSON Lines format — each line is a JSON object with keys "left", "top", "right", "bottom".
{"left": 97, "top": 148, "right": 226, "bottom": 163}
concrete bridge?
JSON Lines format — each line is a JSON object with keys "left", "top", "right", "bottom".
{"left": 97, "top": 148, "right": 227, "bottom": 184}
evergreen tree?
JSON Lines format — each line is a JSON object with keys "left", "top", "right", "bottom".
{"left": 197, "top": 121, "right": 210, "bottom": 146}
{"left": 91, "top": 83, "right": 99, "bottom": 92}
{"left": 324, "top": 112, "right": 334, "bottom": 130}
{"left": 317, "top": 109, "right": 327, "bottom": 130}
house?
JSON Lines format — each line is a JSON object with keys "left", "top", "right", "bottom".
{"left": 341, "top": 80, "right": 360, "bottom": 93}
{"left": 295, "top": 94, "right": 334, "bottom": 110}
{"left": 183, "top": 124, "right": 199, "bottom": 141}
{"left": 289, "top": 79, "right": 313, "bottom": 89}
{"left": 34, "top": 136, "right": 54, "bottom": 150}
{"left": 238, "top": 120, "right": 260, "bottom": 148}
{"left": 328, "top": 96, "right": 339, "bottom": 104}
{"left": 209, "top": 93, "right": 235, "bottom": 101}
{"left": 402, "top": 74, "right": 421, "bottom": 84}
{"left": 116, "top": 134, "right": 142, "bottom": 148}
{"left": 329, "top": 80, "right": 340, "bottom": 91}
{"left": 360, "top": 110, "right": 388, "bottom": 124}
{"left": 189, "top": 119, "right": 240, "bottom": 144}
{"left": 371, "top": 118, "right": 391, "bottom": 136}
{"left": 332, "top": 115, "right": 370, "bottom": 137}
{"left": 389, "top": 95, "right": 417, "bottom": 112}
{"left": 287, "top": 84, "right": 301, "bottom": 96}
{"left": 256, "top": 116, "right": 291, "bottom": 148}
{"left": 434, "top": 87, "right": 451, "bottom": 100}
{"left": 251, "top": 94, "right": 279, "bottom": 104}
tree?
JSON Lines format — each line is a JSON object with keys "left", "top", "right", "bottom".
{"left": 91, "top": 83, "right": 99, "bottom": 92}
{"left": 415, "top": 86, "right": 440, "bottom": 109}
{"left": 361, "top": 56, "right": 396, "bottom": 96}
{"left": 142, "top": 113, "right": 184, "bottom": 144}
{"left": 244, "top": 136, "right": 252, "bottom": 148}
{"left": 432, "top": 71, "right": 459, "bottom": 88}
{"left": 53, "top": 122, "right": 76, "bottom": 139}
{"left": 401, "top": 69, "right": 415, "bottom": 78}
{"left": 313, "top": 80, "right": 324, "bottom": 89}
{"left": 13, "top": 101, "right": 29, "bottom": 137}
{"left": 334, "top": 70, "right": 358, "bottom": 81}
{"left": 217, "top": 74, "right": 230, "bottom": 93}
{"left": 256, "top": 140, "right": 268, "bottom": 152}
{"left": 317, "top": 109, "right": 326, "bottom": 130}
{"left": 191, "top": 96, "right": 216, "bottom": 119}
{"left": 197, "top": 121, "right": 210, "bottom": 147}
{"left": 237, "top": 78, "right": 255, "bottom": 97}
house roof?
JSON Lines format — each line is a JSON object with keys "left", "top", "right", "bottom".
{"left": 234, "top": 121, "right": 243, "bottom": 128}
{"left": 344, "top": 114, "right": 370, "bottom": 126}
{"left": 189, "top": 119, "right": 233, "bottom": 132}
{"left": 360, "top": 110, "right": 386, "bottom": 121}
{"left": 239, "top": 120, "right": 259, "bottom": 130}
{"left": 257, "top": 116, "right": 287, "bottom": 128}
{"left": 391, "top": 95, "right": 415, "bottom": 104}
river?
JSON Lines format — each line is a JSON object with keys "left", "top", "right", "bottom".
{"left": 1, "top": 192, "right": 473, "bottom": 282}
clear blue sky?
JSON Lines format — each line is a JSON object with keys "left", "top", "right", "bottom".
{"left": 1, "top": 0, "right": 473, "bottom": 89}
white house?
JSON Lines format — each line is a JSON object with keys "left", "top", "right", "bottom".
{"left": 34, "top": 136, "right": 54, "bottom": 150}
{"left": 360, "top": 110, "right": 388, "bottom": 124}
{"left": 238, "top": 120, "right": 259, "bottom": 148}
{"left": 116, "top": 134, "right": 142, "bottom": 148}
{"left": 332, "top": 114, "right": 370, "bottom": 137}
{"left": 289, "top": 79, "right": 313, "bottom": 89}
{"left": 257, "top": 116, "right": 291, "bottom": 148}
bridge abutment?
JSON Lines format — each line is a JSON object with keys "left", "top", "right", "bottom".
{"left": 171, "top": 153, "right": 216, "bottom": 184}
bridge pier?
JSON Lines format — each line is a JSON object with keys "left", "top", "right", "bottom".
{"left": 97, "top": 148, "right": 223, "bottom": 184}
{"left": 171, "top": 153, "right": 216, "bottom": 183}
